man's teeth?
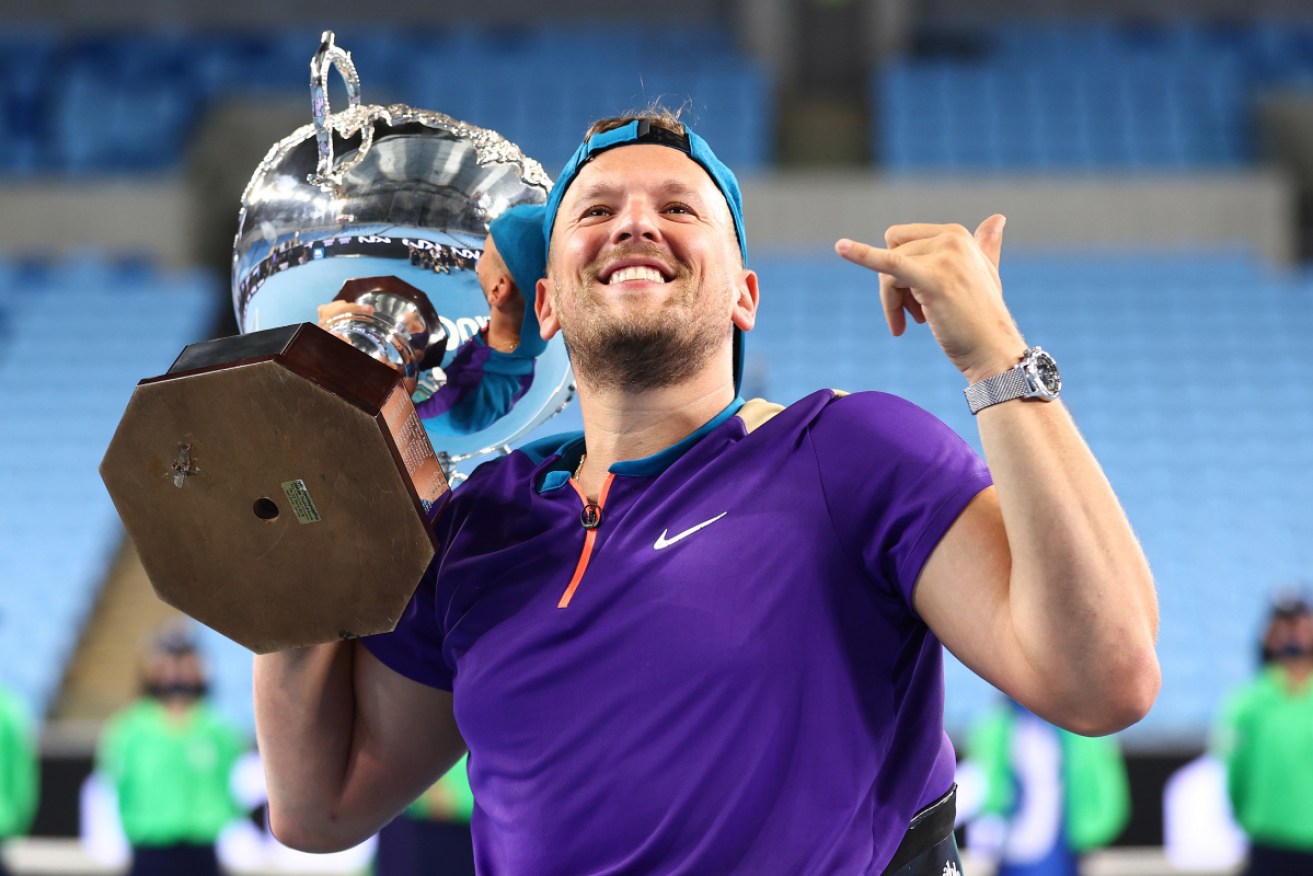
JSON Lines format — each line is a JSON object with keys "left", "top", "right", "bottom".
{"left": 607, "top": 265, "right": 666, "bottom": 285}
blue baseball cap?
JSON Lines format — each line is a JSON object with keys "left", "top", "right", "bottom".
{"left": 488, "top": 203, "right": 549, "bottom": 358}
{"left": 542, "top": 119, "right": 748, "bottom": 392}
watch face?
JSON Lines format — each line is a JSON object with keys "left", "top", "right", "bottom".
{"left": 1032, "top": 349, "right": 1062, "bottom": 396}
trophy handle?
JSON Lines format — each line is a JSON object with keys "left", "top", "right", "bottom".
{"left": 309, "top": 30, "right": 374, "bottom": 188}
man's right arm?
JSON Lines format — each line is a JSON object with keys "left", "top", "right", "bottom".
{"left": 253, "top": 640, "right": 465, "bottom": 852}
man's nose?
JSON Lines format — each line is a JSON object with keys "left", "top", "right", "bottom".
{"left": 610, "top": 198, "right": 662, "bottom": 246}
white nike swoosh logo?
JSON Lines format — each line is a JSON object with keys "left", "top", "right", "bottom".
{"left": 654, "top": 512, "right": 728, "bottom": 550}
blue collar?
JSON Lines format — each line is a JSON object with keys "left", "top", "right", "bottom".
{"left": 536, "top": 396, "right": 745, "bottom": 493}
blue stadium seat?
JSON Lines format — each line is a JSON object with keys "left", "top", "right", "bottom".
{"left": 873, "top": 20, "right": 1274, "bottom": 172}
{"left": 0, "top": 255, "right": 219, "bottom": 718}
{"left": 0, "top": 24, "right": 763, "bottom": 176}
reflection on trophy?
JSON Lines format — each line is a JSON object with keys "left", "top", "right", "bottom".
{"left": 99, "top": 32, "right": 572, "bottom": 654}
{"left": 319, "top": 275, "right": 450, "bottom": 394}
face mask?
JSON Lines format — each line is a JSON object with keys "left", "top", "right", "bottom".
{"left": 1275, "top": 642, "right": 1313, "bottom": 661}
{"left": 147, "top": 681, "right": 208, "bottom": 701}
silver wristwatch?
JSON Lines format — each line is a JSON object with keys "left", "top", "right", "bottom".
{"left": 963, "top": 346, "right": 1062, "bottom": 414}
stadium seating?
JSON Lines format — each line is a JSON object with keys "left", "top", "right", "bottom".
{"left": 0, "top": 255, "right": 219, "bottom": 718}
{"left": 875, "top": 19, "right": 1313, "bottom": 171}
{"left": 0, "top": 24, "right": 772, "bottom": 179}
{"left": 6, "top": 20, "right": 1313, "bottom": 177}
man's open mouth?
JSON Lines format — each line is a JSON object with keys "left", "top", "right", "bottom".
{"left": 601, "top": 260, "right": 674, "bottom": 285}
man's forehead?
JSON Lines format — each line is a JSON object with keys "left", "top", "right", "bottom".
{"left": 564, "top": 144, "right": 724, "bottom": 203}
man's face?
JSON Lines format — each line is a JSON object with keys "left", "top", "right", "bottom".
{"left": 1266, "top": 612, "right": 1313, "bottom": 662}
{"left": 538, "top": 144, "right": 756, "bottom": 390}
{"left": 145, "top": 652, "right": 207, "bottom": 702}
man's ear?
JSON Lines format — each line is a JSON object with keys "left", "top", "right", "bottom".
{"left": 487, "top": 274, "right": 513, "bottom": 309}
{"left": 731, "top": 269, "right": 759, "bottom": 333}
{"left": 535, "top": 277, "right": 559, "bottom": 340}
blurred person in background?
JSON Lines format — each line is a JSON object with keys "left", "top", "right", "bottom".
{"left": 96, "top": 623, "right": 245, "bottom": 876}
{"left": 966, "top": 699, "right": 1129, "bottom": 876}
{"left": 1216, "top": 592, "right": 1313, "bottom": 876}
{"left": 0, "top": 682, "right": 38, "bottom": 876}
{"left": 374, "top": 754, "right": 475, "bottom": 876}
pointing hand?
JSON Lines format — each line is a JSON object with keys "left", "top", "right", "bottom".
{"left": 835, "top": 214, "right": 1026, "bottom": 384}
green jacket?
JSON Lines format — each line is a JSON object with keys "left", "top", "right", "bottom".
{"left": 97, "top": 699, "right": 244, "bottom": 846}
{"left": 1216, "top": 665, "right": 1313, "bottom": 850}
{"left": 970, "top": 705, "right": 1130, "bottom": 852}
{"left": 0, "top": 689, "right": 38, "bottom": 839}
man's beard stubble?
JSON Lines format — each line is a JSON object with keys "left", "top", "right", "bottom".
{"left": 554, "top": 260, "right": 729, "bottom": 392}
{"left": 569, "top": 317, "right": 724, "bottom": 392}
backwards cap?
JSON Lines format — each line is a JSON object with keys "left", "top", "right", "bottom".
{"left": 542, "top": 119, "right": 748, "bottom": 391}
{"left": 488, "top": 203, "right": 549, "bottom": 358}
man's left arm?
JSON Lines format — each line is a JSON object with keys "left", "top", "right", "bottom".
{"left": 837, "top": 217, "right": 1160, "bottom": 736}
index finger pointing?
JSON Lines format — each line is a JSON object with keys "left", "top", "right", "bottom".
{"left": 835, "top": 238, "right": 895, "bottom": 270}
{"left": 835, "top": 238, "right": 926, "bottom": 288}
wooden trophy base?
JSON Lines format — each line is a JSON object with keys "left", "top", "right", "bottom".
{"left": 100, "top": 323, "right": 448, "bottom": 653}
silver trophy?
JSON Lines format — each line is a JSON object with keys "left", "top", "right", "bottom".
{"left": 102, "top": 33, "right": 571, "bottom": 652}
{"left": 235, "top": 31, "right": 572, "bottom": 474}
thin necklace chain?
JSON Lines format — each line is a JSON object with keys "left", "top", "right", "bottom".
{"left": 574, "top": 452, "right": 587, "bottom": 481}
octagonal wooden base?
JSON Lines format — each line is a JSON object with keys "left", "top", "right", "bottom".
{"left": 100, "top": 323, "right": 448, "bottom": 653}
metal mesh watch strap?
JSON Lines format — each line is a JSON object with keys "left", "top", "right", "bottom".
{"left": 963, "top": 366, "right": 1031, "bottom": 414}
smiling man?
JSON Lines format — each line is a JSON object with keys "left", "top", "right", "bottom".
{"left": 253, "top": 110, "right": 1160, "bottom": 876}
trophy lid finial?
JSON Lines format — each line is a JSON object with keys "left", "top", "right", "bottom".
{"left": 309, "top": 30, "right": 368, "bottom": 189}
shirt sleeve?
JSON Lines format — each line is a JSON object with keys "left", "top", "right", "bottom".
{"left": 807, "top": 391, "right": 993, "bottom": 608}
{"left": 414, "top": 336, "right": 535, "bottom": 434}
{"left": 361, "top": 494, "right": 467, "bottom": 692}
{"left": 95, "top": 713, "right": 122, "bottom": 781}
{"left": 362, "top": 560, "right": 454, "bottom": 691}
{"left": 362, "top": 450, "right": 523, "bottom": 692}
{"left": 1215, "top": 683, "right": 1255, "bottom": 827}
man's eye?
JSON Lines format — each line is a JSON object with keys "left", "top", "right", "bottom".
{"left": 582, "top": 206, "right": 612, "bottom": 218}
{"left": 664, "top": 203, "right": 693, "bottom": 215}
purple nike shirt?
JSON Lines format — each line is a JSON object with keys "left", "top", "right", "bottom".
{"left": 365, "top": 389, "right": 993, "bottom": 875}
